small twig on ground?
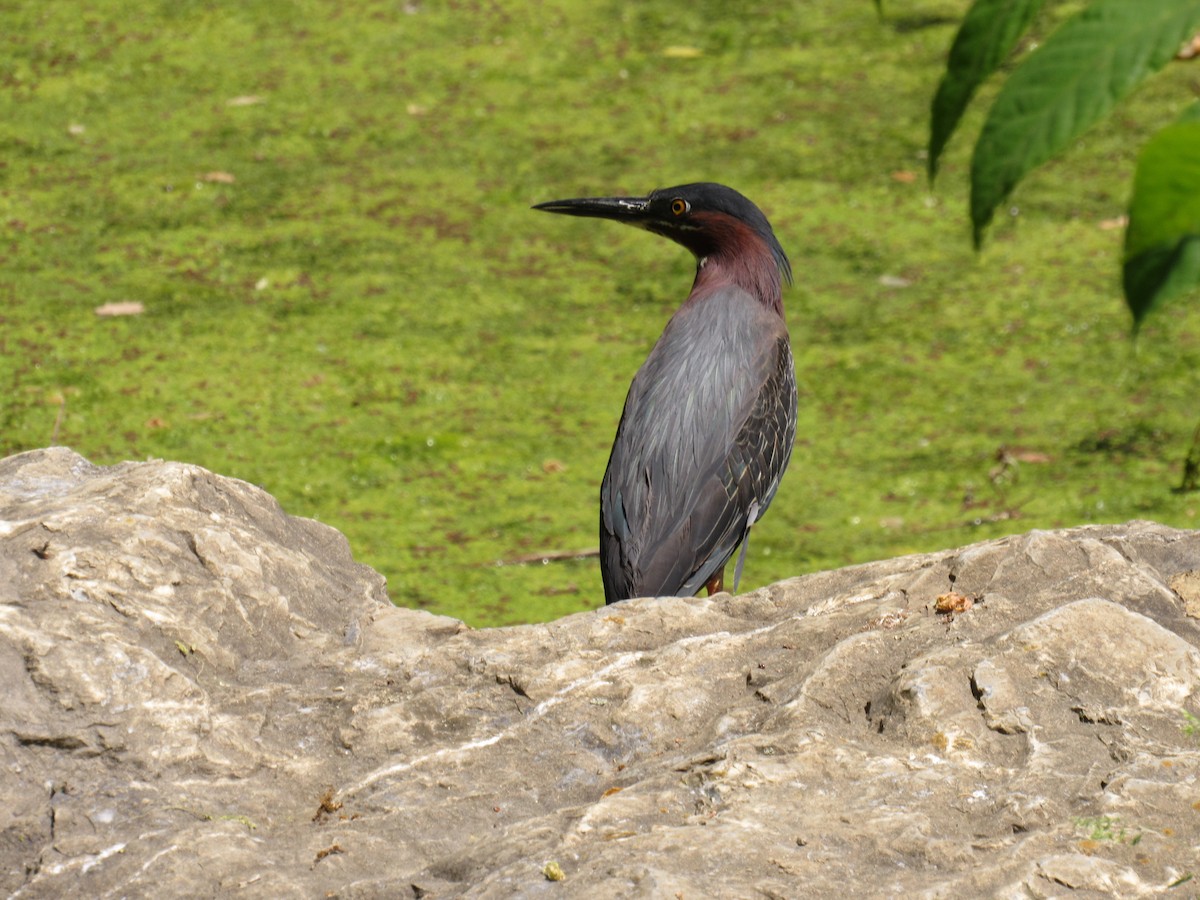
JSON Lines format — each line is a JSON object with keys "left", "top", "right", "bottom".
{"left": 50, "top": 395, "right": 66, "bottom": 445}
{"left": 490, "top": 547, "right": 599, "bottom": 567}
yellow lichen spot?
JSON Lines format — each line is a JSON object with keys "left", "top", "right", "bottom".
{"left": 542, "top": 861, "right": 566, "bottom": 881}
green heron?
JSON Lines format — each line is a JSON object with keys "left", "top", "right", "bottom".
{"left": 534, "top": 182, "right": 797, "bottom": 604}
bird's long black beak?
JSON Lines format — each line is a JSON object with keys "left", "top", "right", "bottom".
{"left": 532, "top": 195, "right": 650, "bottom": 222}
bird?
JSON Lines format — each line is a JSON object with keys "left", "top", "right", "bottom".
{"left": 533, "top": 182, "right": 798, "bottom": 604}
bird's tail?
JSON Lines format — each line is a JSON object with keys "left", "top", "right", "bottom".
{"left": 731, "top": 500, "right": 760, "bottom": 593}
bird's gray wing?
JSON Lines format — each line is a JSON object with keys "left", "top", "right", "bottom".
{"left": 600, "top": 289, "right": 797, "bottom": 602}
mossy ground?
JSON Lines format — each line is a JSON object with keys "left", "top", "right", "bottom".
{"left": 2, "top": 1, "right": 1197, "bottom": 626}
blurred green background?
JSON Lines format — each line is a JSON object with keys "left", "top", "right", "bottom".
{"left": 2, "top": 0, "right": 1197, "bottom": 626}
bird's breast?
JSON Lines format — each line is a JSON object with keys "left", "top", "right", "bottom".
{"left": 621, "top": 286, "right": 788, "bottom": 463}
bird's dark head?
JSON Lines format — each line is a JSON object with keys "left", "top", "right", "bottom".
{"left": 533, "top": 182, "right": 792, "bottom": 288}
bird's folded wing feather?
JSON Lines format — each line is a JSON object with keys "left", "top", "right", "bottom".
{"left": 600, "top": 287, "right": 796, "bottom": 600}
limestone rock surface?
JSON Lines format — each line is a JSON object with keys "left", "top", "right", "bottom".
{"left": 1, "top": 447, "right": 1199, "bottom": 898}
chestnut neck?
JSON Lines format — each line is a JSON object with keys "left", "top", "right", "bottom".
{"left": 681, "top": 211, "right": 785, "bottom": 318}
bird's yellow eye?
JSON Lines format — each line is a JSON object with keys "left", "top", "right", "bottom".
{"left": 671, "top": 198, "right": 689, "bottom": 216}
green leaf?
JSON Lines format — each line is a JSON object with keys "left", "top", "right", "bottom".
{"left": 928, "top": 0, "right": 1047, "bottom": 181}
{"left": 970, "top": 0, "right": 1200, "bottom": 248}
{"left": 1124, "top": 107, "right": 1200, "bottom": 328}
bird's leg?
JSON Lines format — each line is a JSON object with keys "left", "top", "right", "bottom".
{"left": 704, "top": 567, "right": 725, "bottom": 596}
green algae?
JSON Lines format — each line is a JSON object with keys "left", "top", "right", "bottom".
{"left": 1, "top": 1, "right": 1197, "bottom": 626}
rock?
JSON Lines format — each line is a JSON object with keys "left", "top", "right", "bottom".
{"left": 1, "top": 446, "right": 1198, "bottom": 897}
